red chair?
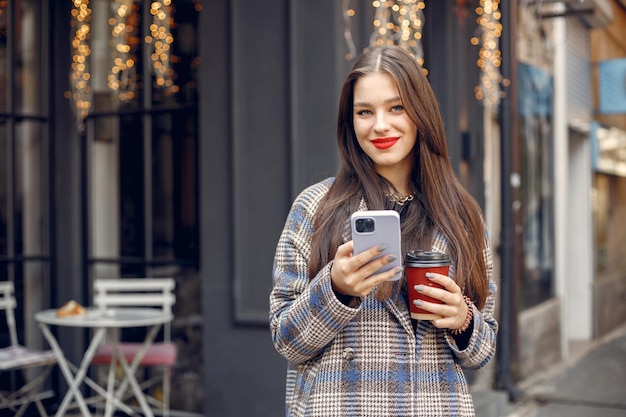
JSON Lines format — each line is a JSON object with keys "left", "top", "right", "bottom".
{"left": 91, "top": 278, "right": 176, "bottom": 417}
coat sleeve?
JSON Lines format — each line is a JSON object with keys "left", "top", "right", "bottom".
{"left": 445, "top": 227, "right": 499, "bottom": 370}
{"left": 269, "top": 181, "right": 360, "bottom": 364}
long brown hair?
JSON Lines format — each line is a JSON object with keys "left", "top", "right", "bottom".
{"left": 309, "top": 46, "right": 489, "bottom": 310}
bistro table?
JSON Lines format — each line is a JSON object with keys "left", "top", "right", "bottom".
{"left": 35, "top": 307, "right": 172, "bottom": 417}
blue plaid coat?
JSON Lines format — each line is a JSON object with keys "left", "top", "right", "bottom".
{"left": 270, "top": 178, "right": 498, "bottom": 417}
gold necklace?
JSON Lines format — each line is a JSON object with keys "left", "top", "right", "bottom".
{"left": 387, "top": 192, "right": 414, "bottom": 206}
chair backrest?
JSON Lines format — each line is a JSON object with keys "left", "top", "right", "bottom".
{"left": 0, "top": 281, "right": 19, "bottom": 347}
{"left": 93, "top": 278, "right": 176, "bottom": 340}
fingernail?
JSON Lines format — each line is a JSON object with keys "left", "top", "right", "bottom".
{"left": 426, "top": 272, "right": 435, "bottom": 279}
{"left": 386, "top": 254, "right": 397, "bottom": 262}
{"left": 376, "top": 244, "right": 387, "bottom": 252}
{"left": 394, "top": 266, "right": 403, "bottom": 274}
{"left": 415, "top": 284, "right": 425, "bottom": 292}
{"left": 413, "top": 299, "right": 423, "bottom": 307}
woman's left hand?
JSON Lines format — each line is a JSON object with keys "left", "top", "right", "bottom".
{"left": 413, "top": 272, "right": 468, "bottom": 331}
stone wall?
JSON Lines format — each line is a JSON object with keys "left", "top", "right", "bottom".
{"left": 517, "top": 298, "right": 562, "bottom": 381}
{"left": 594, "top": 274, "right": 626, "bottom": 337}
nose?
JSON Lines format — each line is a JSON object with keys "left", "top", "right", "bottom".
{"left": 373, "top": 113, "right": 390, "bottom": 133}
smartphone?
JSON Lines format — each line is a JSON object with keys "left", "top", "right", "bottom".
{"left": 350, "top": 210, "right": 402, "bottom": 281}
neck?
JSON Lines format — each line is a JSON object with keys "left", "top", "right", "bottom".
{"left": 386, "top": 179, "right": 412, "bottom": 198}
{"left": 376, "top": 157, "right": 413, "bottom": 196}
{"left": 377, "top": 170, "right": 412, "bottom": 196}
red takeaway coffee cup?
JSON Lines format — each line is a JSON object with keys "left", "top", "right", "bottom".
{"left": 405, "top": 250, "right": 451, "bottom": 320}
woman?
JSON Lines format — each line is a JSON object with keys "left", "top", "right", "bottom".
{"left": 270, "top": 45, "right": 498, "bottom": 417}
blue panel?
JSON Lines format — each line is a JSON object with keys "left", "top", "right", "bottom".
{"left": 518, "top": 62, "right": 553, "bottom": 117}
{"left": 599, "top": 59, "right": 626, "bottom": 115}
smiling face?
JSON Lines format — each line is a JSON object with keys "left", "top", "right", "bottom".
{"left": 352, "top": 72, "right": 417, "bottom": 192}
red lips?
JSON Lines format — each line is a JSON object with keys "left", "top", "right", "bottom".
{"left": 371, "top": 137, "right": 399, "bottom": 149}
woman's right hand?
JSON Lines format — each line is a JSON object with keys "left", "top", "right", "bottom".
{"left": 330, "top": 241, "right": 403, "bottom": 299}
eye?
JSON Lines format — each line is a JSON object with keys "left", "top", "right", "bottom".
{"left": 391, "top": 104, "right": 404, "bottom": 112}
{"left": 355, "top": 109, "right": 372, "bottom": 116}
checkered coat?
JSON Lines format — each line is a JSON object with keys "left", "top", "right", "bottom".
{"left": 270, "top": 178, "right": 498, "bottom": 417}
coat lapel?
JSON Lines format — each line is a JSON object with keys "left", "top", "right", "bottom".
{"left": 386, "top": 296, "right": 416, "bottom": 336}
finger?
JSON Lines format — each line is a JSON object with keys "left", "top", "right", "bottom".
{"left": 351, "top": 243, "right": 388, "bottom": 265}
{"left": 425, "top": 272, "right": 460, "bottom": 293}
{"left": 350, "top": 266, "right": 402, "bottom": 299}
{"left": 414, "top": 283, "right": 466, "bottom": 312}
{"left": 359, "top": 252, "right": 398, "bottom": 277}
{"left": 367, "top": 265, "right": 404, "bottom": 286}
{"left": 332, "top": 242, "right": 359, "bottom": 284}
{"left": 413, "top": 299, "right": 456, "bottom": 329}
{"left": 414, "top": 286, "right": 457, "bottom": 306}
{"left": 336, "top": 241, "right": 355, "bottom": 258}
{"left": 412, "top": 281, "right": 447, "bottom": 303}
{"left": 412, "top": 298, "right": 444, "bottom": 317}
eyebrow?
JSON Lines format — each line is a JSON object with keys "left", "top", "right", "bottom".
{"left": 353, "top": 96, "right": 402, "bottom": 108}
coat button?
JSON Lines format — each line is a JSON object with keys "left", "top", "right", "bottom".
{"left": 342, "top": 347, "right": 355, "bottom": 361}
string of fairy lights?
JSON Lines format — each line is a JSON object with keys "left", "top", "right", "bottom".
{"left": 343, "top": 0, "right": 505, "bottom": 109}
{"left": 147, "top": 0, "right": 176, "bottom": 93}
{"left": 69, "top": 0, "right": 92, "bottom": 128}
{"left": 108, "top": 0, "right": 139, "bottom": 102}
{"left": 68, "top": 1, "right": 504, "bottom": 125}
{"left": 369, "top": 0, "right": 426, "bottom": 69}
{"left": 69, "top": 0, "right": 177, "bottom": 125}
{"left": 472, "top": 0, "right": 505, "bottom": 111}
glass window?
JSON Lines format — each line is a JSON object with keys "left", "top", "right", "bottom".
{"left": 517, "top": 62, "right": 555, "bottom": 309}
{"left": 14, "top": 120, "right": 48, "bottom": 258}
{"left": 81, "top": 3, "right": 201, "bottom": 411}
{"left": 0, "top": 0, "right": 50, "bottom": 356}
{"left": 84, "top": 0, "right": 200, "bottom": 280}
{"left": 15, "top": 0, "right": 43, "bottom": 115}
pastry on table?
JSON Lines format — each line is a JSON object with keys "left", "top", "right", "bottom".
{"left": 56, "top": 300, "right": 86, "bottom": 317}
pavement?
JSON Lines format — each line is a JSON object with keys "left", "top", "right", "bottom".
{"left": 505, "top": 324, "right": 626, "bottom": 417}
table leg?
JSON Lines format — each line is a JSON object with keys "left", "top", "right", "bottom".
{"left": 66, "top": 362, "right": 134, "bottom": 415}
{"left": 103, "top": 353, "right": 117, "bottom": 417}
{"left": 38, "top": 323, "right": 103, "bottom": 417}
{"left": 105, "top": 323, "right": 161, "bottom": 417}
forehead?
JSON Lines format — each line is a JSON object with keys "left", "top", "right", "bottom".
{"left": 353, "top": 72, "right": 399, "bottom": 103}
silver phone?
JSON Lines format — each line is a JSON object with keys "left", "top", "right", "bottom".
{"left": 350, "top": 210, "right": 402, "bottom": 281}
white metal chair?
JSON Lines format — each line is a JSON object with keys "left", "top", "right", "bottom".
{"left": 0, "top": 281, "right": 57, "bottom": 417}
{"left": 91, "top": 278, "right": 177, "bottom": 417}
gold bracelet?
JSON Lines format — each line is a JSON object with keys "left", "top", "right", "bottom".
{"left": 451, "top": 295, "right": 473, "bottom": 335}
